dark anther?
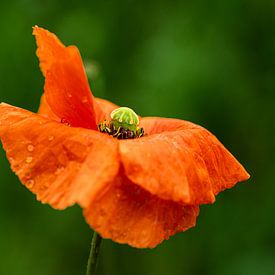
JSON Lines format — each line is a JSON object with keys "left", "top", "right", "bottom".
{"left": 97, "top": 120, "right": 144, "bottom": 140}
{"left": 127, "top": 130, "right": 134, "bottom": 139}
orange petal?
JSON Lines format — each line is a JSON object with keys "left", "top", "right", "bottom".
{"left": 33, "top": 26, "right": 98, "bottom": 130}
{"left": 38, "top": 94, "right": 119, "bottom": 125}
{"left": 0, "top": 103, "right": 119, "bottom": 209}
{"left": 33, "top": 26, "right": 68, "bottom": 76}
{"left": 38, "top": 94, "right": 59, "bottom": 121}
{"left": 140, "top": 117, "right": 195, "bottom": 134}
{"left": 94, "top": 97, "right": 119, "bottom": 124}
{"left": 120, "top": 117, "right": 250, "bottom": 205}
{"left": 84, "top": 173, "right": 199, "bottom": 248}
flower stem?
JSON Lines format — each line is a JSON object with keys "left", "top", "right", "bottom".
{"left": 86, "top": 231, "right": 102, "bottom": 275}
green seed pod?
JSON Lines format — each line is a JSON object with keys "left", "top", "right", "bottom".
{"left": 110, "top": 107, "right": 139, "bottom": 132}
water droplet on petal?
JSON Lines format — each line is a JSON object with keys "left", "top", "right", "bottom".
{"left": 25, "top": 172, "right": 31, "bottom": 179}
{"left": 61, "top": 118, "right": 71, "bottom": 126}
{"left": 67, "top": 93, "right": 72, "bottom": 98}
{"left": 82, "top": 96, "right": 88, "bottom": 103}
{"left": 55, "top": 166, "right": 64, "bottom": 175}
{"left": 27, "top": 144, "right": 34, "bottom": 152}
{"left": 99, "top": 209, "right": 107, "bottom": 217}
{"left": 26, "top": 179, "right": 34, "bottom": 188}
{"left": 48, "top": 135, "right": 54, "bottom": 141}
{"left": 25, "top": 156, "right": 33, "bottom": 163}
{"left": 44, "top": 181, "right": 50, "bottom": 188}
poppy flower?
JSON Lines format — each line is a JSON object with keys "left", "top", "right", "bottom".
{"left": 0, "top": 26, "right": 250, "bottom": 248}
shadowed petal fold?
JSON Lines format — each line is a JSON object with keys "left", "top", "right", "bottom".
{"left": 84, "top": 173, "right": 199, "bottom": 248}
{"left": 38, "top": 94, "right": 119, "bottom": 125}
{"left": 33, "top": 26, "right": 98, "bottom": 130}
{"left": 120, "top": 117, "right": 250, "bottom": 205}
{"left": 0, "top": 103, "right": 119, "bottom": 209}
{"left": 38, "top": 94, "right": 59, "bottom": 120}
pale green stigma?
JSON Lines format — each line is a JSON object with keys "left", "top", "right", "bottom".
{"left": 98, "top": 107, "right": 144, "bottom": 139}
{"left": 110, "top": 107, "right": 139, "bottom": 131}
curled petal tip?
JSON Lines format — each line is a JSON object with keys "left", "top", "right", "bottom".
{"left": 32, "top": 25, "right": 41, "bottom": 35}
{"left": 244, "top": 170, "right": 251, "bottom": 180}
{"left": 0, "top": 102, "right": 9, "bottom": 107}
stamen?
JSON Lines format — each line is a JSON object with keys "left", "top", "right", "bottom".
{"left": 98, "top": 121, "right": 145, "bottom": 139}
{"left": 98, "top": 107, "right": 144, "bottom": 139}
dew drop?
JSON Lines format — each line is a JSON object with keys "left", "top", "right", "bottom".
{"left": 27, "top": 144, "right": 34, "bottom": 152}
{"left": 61, "top": 118, "right": 71, "bottom": 126}
{"left": 48, "top": 135, "right": 54, "bottom": 141}
{"left": 99, "top": 209, "right": 107, "bottom": 217}
{"left": 25, "top": 156, "right": 33, "bottom": 163}
{"left": 25, "top": 172, "right": 31, "bottom": 179}
{"left": 26, "top": 179, "right": 34, "bottom": 188}
{"left": 55, "top": 166, "right": 64, "bottom": 175}
{"left": 44, "top": 181, "right": 51, "bottom": 187}
{"left": 82, "top": 96, "right": 88, "bottom": 103}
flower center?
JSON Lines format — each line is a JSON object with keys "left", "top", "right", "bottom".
{"left": 98, "top": 107, "right": 144, "bottom": 139}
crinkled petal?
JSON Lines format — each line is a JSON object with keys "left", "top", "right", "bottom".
{"left": 0, "top": 103, "right": 119, "bottom": 209}
{"left": 33, "top": 26, "right": 98, "bottom": 130}
{"left": 84, "top": 173, "right": 199, "bottom": 248}
{"left": 120, "top": 117, "right": 250, "bottom": 205}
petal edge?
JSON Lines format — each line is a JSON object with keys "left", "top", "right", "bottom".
{"left": 120, "top": 117, "right": 250, "bottom": 205}
{"left": 84, "top": 173, "right": 199, "bottom": 248}
{"left": 0, "top": 103, "right": 119, "bottom": 209}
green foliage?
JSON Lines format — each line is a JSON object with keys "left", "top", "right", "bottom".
{"left": 0, "top": 0, "right": 274, "bottom": 274}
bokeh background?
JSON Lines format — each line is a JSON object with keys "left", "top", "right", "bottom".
{"left": 0, "top": 0, "right": 274, "bottom": 274}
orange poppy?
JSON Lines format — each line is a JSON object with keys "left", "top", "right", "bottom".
{"left": 0, "top": 26, "right": 250, "bottom": 248}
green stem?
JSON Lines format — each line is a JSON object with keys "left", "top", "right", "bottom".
{"left": 86, "top": 231, "right": 102, "bottom": 275}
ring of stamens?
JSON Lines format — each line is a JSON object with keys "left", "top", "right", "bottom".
{"left": 98, "top": 120, "right": 144, "bottom": 139}
{"left": 98, "top": 107, "right": 144, "bottom": 139}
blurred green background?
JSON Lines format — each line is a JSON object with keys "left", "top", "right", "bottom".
{"left": 0, "top": 0, "right": 274, "bottom": 274}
